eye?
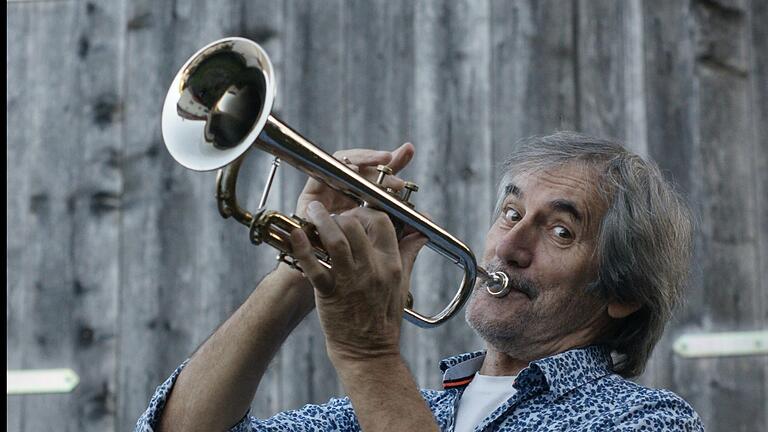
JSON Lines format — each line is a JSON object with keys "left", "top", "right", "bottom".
{"left": 503, "top": 207, "right": 522, "bottom": 223}
{"left": 553, "top": 226, "right": 573, "bottom": 240}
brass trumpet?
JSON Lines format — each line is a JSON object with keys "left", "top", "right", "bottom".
{"left": 161, "top": 37, "right": 508, "bottom": 328}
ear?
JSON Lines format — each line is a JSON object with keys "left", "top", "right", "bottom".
{"left": 607, "top": 302, "right": 642, "bottom": 319}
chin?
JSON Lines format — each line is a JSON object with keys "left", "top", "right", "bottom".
{"left": 466, "top": 317, "right": 529, "bottom": 356}
{"left": 466, "top": 292, "right": 533, "bottom": 345}
{"left": 467, "top": 301, "right": 521, "bottom": 340}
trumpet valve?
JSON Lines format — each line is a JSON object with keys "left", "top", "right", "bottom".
{"left": 401, "top": 181, "right": 419, "bottom": 206}
{"left": 277, "top": 252, "right": 303, "bottom": 272}
{"left": 375, "top": 165, "right": 394, "bottom": 185}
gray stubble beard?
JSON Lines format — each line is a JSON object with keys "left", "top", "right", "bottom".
{"left": 464, "top": 275, "right": 542, "bottom": 357}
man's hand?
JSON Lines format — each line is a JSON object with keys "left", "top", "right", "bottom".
{"left": 275, "top": 141, "right": 416, "bottom": 298}
{"left": 288, "top": 202, "right": 438, "bottom": 432}
{"left": 289, "top": 203, "right": 427, "bottom": 362}
{"left": 294, "top": 143, "right": 415, "bottom": 219}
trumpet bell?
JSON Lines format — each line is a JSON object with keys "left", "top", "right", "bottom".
{"left": 162, "top": 38, "right": 276, "bottom": 172}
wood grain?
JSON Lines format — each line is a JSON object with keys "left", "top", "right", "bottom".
{"left": 6, "top": 1, "right": 767, "bottom": 430}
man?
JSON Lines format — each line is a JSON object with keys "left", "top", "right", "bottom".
{"left": 136, "top": 132, "right": 703, "bottom": 431}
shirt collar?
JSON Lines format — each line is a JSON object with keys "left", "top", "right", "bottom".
{"left": 440, "top": 345, "right": 614, "bottom": 399}
{"left": 439, "top": 350, "right": 485, "bottom": 388}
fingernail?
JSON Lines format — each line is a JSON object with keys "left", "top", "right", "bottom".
{"left": 290, "top": 228, "right": 307, "bottom": 246}
{"left": 308, "top": 201, "right": 323, "bottom": 216}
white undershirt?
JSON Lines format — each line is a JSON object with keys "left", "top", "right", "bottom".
{"left": 453, "top": 373, "right": 517, "bottom": 432}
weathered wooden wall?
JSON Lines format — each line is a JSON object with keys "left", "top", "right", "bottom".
{"left": 6, "top": 0, "right": 767, "bottom": 430}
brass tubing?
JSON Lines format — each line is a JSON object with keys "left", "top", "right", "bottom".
{"left": 215, "top": 155, "right": 253, "bottom": 227}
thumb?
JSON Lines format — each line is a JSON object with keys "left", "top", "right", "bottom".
{"left": 399, "top": 232, "right": 428, "bottom": 277}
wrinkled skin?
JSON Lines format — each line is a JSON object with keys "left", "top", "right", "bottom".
{"left": 465, "top": 163, "right": 625, "bottom": 374}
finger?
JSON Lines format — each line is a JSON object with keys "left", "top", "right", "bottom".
{"left": 342, "top": 163, "right": 360, "bottom": 173}
{"left": 334, "top": 149, "right": 392, "bottom": 167}
{"left": 358, "top": 142, "right": 414, "bottom": 191}
{"left": 333, "top": 214, "right": 374, "bottom": 265}
{"left": 306, "top": 201, "right": 355, "bottom": 271}
{"left": 335, "top": 146, "right": 412, "bottom": 191}
{"left": 304, "top": 148, "right": 389, "bottom": 192}
{"left": 289, "top": 228, "right": 334, "bottom": 295}
{"left": 400, "top": 211, "right": 433, "bottom": 238}
{"left": 358, "top": 165, "right": 407, "bottom": 191}
{"left": 398, "top": 232, "right": 428, "bottom": 277}
{"left": 387, "top": 142, "right": 415, "bottom": 174}
{"left": 345, "top": 207, "right": 399, "bottom": 255}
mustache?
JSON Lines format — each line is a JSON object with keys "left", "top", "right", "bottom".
{"left": 482, "top": 260, "right": 540, "bottom": 299}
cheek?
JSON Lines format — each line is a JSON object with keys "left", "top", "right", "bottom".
{"left": 541, "top": 241, "right": 595, "bottom": 275}
{"left": 481, "top": 226, "right": 502, "bottom": 263}
{"left": 537, "top": 258, "right": 598, "bottom": 302}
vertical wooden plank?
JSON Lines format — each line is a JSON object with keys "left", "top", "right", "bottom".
{"left": 7, "top": 1, "right": 125, "bottom": 431}
{"left": 343, "top": 0, "right": 421, "bottom": 379}
{"left": 118, "top": 0, "right": 189, "bottom": 429}
{"left": 641, "top": 0, "right": 697, "bottom": 194}
{"left": 118, "top": 0, "right": 283, "bottom": 429}
{"left": 576, "top": 0, "right": 648, "bottom": 155}
{"left": 344, "top": 0, "right": 414, "bottom": 152}
{"left": 749, "top": 0, "right": 768, "bottom": 425}
{"left": 637, "top": 0, "right": 699, "bottom": 393}
{"left": 237, "top": 0, "right": 289, "bottom": 419}
{"left": 7, "top": 7, "right": 39, "bottom": 432}
{"left": 410, "top": 0, "right": 492, "bottom": 389}
{"left": 67, "top": 2, "right": 126, "bottom": 428}
{"left": 671, "top": 1, "right": 765, "bottom": 430}
{"left": 272, "top": 0, "right": 346, "bottom": 414}
{"left": 172, "top": 0, "right": 262, "bottom": 357}
{"left": 490, "top": 0, "right": 577, "bottom": 144}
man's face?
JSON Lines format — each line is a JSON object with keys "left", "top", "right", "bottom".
{"left": 465, "top": 163, "right": 610, "bottom": 358}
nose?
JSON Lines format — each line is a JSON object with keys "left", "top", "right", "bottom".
{"left": 495, "top": 219, "right": 534, "bottom": 269}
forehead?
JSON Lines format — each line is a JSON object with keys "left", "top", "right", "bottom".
{"left": 502, "top": 163, "right": 605, "bottom": 213}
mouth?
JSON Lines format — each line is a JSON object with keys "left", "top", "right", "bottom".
{"left": 509, "top": 283, "right": 533, "bottom": 299}
{"left": 481, "top": 263, "right": 538, "bottom": 300}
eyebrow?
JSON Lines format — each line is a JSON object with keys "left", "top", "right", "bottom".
{"left": 503, "top": 183, "right": 522, "bottom": 198}
{"left": 502, "top": 183, "right": 583, "bottom": 222}
{"left": 549, "top": 199, "right": 583, "bottom": 222}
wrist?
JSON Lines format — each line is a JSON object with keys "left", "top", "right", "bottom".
{"left": 328, "top": 349, "right": 403, "bottom": 373}
{"left": 272, "top": 262, "right": 310, "bottom": 285}
{"left": 257, "top": 263, "right": 315, "bottom": 317}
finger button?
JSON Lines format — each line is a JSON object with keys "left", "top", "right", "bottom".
{"left": 401, "top": 182, "right": 419, "bottom": 207}
{"left": 375, "top": 165, "right": 393, "bottom": 185}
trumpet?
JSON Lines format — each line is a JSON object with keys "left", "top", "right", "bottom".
{"left": 161, "top": 37, "right": 509, "bottom": 328}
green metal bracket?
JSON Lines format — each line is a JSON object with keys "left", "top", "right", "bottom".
{"left": 7, "top": 369, "right": 80, "bottom": 395}
{"left": 673, "top": 330, "right": 768, "bottom": 358}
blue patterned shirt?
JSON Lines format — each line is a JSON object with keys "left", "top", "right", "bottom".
{"left": 135, "top": 345, "right": 703, "bottom": 431}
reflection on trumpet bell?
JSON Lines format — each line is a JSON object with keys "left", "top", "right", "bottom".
{"left": 177, "top": 48, "right": 267, "bottom": 150}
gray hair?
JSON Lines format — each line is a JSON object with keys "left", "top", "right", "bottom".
{"left": 495, "top": 132, "right": 693, "bottom": 378}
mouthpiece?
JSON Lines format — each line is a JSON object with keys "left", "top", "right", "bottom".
{"left": 478, "top": 267, "right": 510, "bottom": 298}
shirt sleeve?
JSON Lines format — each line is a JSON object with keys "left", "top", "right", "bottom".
{"left": 133, "top": 359, "right": 360, "bottom": 432}
{"left": 610, "top": 392, "right": 705, "bottom": 432}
